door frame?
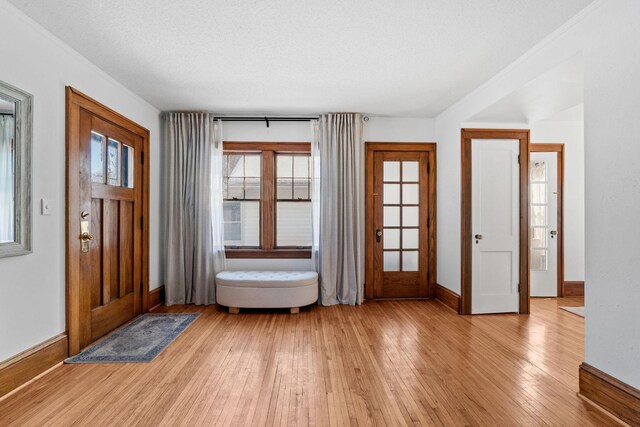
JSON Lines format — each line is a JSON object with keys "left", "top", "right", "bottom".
{"left": 65, "top": 87, "right": 151, "bottom": 355}
{"left": 530, "top": 143, "right": 565, "bottom": 297}
{"left": 460, "top": 129, "right": 530, "bottom": 314}
{"left": 364, "top": 142, "right": 437, "bottom": 300}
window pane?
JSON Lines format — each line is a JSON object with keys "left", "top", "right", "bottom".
{"left": 402, "top": 161, "right": 419, "bottom": 182}
{"left": 383, "top": 206, "right": 400, "bottom": 227}
{"left": 383, "top": 229, "right": 400, "bottom": 249}
{"left": 122, "top": 144, "right": 134, "bottom": 188}
{"left": 107, "top": 138, "right": 120, "bottom": 186}
{"left": 532, "top": 206, "right": 547, "bottom": 226}
{"left": 245, "top": 155, "right": 261, "bottom": 177}
{"left": 223, "top": 201, "right": 260, "bottom": 246}
{"left": 227, "top": 178, "right": 244, "bottom": 199}
{"left": 384, "top": 161, "right": 400, "bottom": 181}
{"left": 293, "top": 156, "right": 309, "bottom": 178}
{"left": 402, "top": 251, "right": 419, "bottom": 271}
{"left": 402, "top": 229, "right": 419, "bottom": 249}
{"left": 383, "top": 252, "right": 400, "bottom": 271}
{"left": 277, "top": 202, "right": 312, "bottom": 247}
{"left": 277, "top": 155, "right": 293, "bottom": 178}
{"left": 384, "top": 184, "right": 400, "bottom": 204}
{"left": 91, "top": 131, "right": 105, "bottom": 184}
{"left": 245, "top": 177, "right": 260, "bottom": 199}
{"left": 531, "top": 249, "right": 547, "bottom": 271}
{"left": 277, "top": 178, "right": 293, "bottom": 199}
{"left": 402, "top": 206, "right": 419, "bottom": 227}
{"left": 293, "top": 179, "right": 309, "bottom": 200}
{"left": 227, "top": 155, "right": 244, "bottom": 177}
{"left": 530, "top": 227, "right": 547, "bottom": 249}
{"left": 403, "top": 184, "right": 419, "bottom": 204}
{"left": 531, "top": 183, "right": 546, "bottom": 204}
{"left": 531, "top": 161, "right": 546, "bottom": 182}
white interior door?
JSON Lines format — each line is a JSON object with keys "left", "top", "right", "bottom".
{"left": 472, "top": 139, "right": 520, "bottom": 314}
{"left": 530, "top": 152, "right": 558, "bottom": 297}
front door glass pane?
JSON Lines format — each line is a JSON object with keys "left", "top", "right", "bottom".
{"left": 91, "top": 131, "right": 105, "bottom": 184}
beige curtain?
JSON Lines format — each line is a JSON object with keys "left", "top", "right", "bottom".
{"left": 316, "top": 113, "right": 365, "bottom": 305}
{"left": 163, "top": 113, "right": 226, "bottom": 305}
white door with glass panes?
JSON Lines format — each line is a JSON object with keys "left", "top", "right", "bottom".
{"left": 471, "top": 139, "right": 520, "bottom": 314}
{"left": 530, "top": 152, "right": 558, "bottom": 297}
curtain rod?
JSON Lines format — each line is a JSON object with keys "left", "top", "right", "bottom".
{"left": 213, "top": 116, "right": 318, "bottom": 122}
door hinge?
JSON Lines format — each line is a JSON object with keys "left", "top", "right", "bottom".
{"left": 140, "top": 216, "right": 144, "bottom": 230}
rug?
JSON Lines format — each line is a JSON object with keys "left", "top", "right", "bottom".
{"left": 65, "top": 313, "right": 199, "bottom": 363}
{"left": 560, "top": 306, "right": 584, "bottom": 318}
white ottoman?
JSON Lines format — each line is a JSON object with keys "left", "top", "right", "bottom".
{"left": 216, "top": 271, "right": 318, "bottom": 314}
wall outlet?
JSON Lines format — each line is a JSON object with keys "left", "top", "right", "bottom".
{"left": 41, "top": 199, "right": 52, "bottom": 216}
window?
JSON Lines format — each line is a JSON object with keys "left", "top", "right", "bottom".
{"left": 222, "top": 142, "right": 312, "bottom": 258}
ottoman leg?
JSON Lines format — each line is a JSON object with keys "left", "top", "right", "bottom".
{"left": 290, "top": 307, "right": 300, "bottom": 314}
{"left": 229, "top": 307, "right": 240, "bottom": 314}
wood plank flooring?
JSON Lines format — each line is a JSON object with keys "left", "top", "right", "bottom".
{"left": 0, "top": 297, "right": 615, "bottom": 426}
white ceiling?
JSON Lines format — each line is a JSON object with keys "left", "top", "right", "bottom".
{"left": 9, "top": 0, "right": 594, "bottom": 117}
{"left": 468, "top": 55, "right": 584, "bottom": 123}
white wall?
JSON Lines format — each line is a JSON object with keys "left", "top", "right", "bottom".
{"left": 531, "top": 119, "right": 585, "bottom": 281}
{"left": 583, "top": 0, "right": 640, "bottom": 390}
{"left": 220, "top": 117, "right": 435, "bottom": 272}
{"left": 0, "top": 0, "right": 161, "bottom": 362}
{"left": 435, "top": 0, "right": 640, "bottom": 389}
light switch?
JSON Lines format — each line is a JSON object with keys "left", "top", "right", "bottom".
{"left": 41, "top": 199, "right": 52, "bottom": 216}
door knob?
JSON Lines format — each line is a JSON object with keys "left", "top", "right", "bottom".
{"left": 81, "top": 231, "right": 94, "bottom": 241}
{"left": 550, "top": 230, "right": 558, "bottom": 238}
{"left": 376, "top": 229, "right": 382, "bottom": 243}
{"left": 474, "top": 234, "right": 483, "bottom": 240}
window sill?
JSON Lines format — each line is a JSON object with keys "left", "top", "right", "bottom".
{"left": 225, "top": 249, "right": 312, "bottom": 259}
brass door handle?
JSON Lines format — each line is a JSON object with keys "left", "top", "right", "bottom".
{"left": 81, "top": 231, "right": 94, "bottom": 241}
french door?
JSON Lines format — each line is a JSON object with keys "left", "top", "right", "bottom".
{"left": 366, "top": 144, "right": 436, "bottom": 299}
{"left": 66, "top": 87, "right": 149, "bottom": 354}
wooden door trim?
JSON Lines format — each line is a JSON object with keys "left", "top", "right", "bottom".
{"left": 530, "top": 143, "right": 564, "bottom": 297}
{"left": 460, "top": 129, "right": 530, "bottom": 315}
{"left": 65, "top": 87, "right": 151, "bottom": 355}
{"left": 365, "top": 142, "right": 437, "bottom": 301}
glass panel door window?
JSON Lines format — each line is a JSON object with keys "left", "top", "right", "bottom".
{"left": 530, "top": 161, "right": 548, "bottom": 270}
{"left": 382, "top": 160, "right": 420, "bottom": 272}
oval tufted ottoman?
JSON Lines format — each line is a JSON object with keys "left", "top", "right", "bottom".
{"left": 216, "top": 271, "right": 318, "bottom": 314}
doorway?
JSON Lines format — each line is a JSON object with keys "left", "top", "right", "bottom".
{"left": 65, "top": 87, "right": 150, "bottom": 355}
{"left": 530, "top": 143, "right": 564, "bottom": 297}
{"left": 460, "top": 129, "right": 530, "bottom": 314}
{"left": 365, "top": 143, "right": 436, "bottom": 300}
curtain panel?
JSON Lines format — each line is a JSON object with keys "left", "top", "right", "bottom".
{"left": 315, "top": 113, "right": 365, "bottom": 305}
{"left": 163, "top": 113, "right": 226, "bottom": 305}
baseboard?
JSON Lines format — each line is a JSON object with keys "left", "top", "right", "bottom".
{"left": 579, "top": 363, "right": 640, "bottom": 426}
{"left": 0, "top": 333, "right": 68, "bottom": 398}
{"left": 149, "top": 285, "right": 165, "bottom": 310}
{"left": 564, "top": 281, "right": 585, "bottom": 297}
{"left": 435, "top": 284, "right": 460, "bottom": 313}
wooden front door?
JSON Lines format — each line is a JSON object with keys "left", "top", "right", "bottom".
{"left": 366, "top": 143, "right": 436, "bottom": 299}
{"left": 66, "top": 87, "right": 150, "bottom": 354}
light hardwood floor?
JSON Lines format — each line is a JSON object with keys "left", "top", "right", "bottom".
{"left": 0, "top": 297, "right": 614, "bottom": 426}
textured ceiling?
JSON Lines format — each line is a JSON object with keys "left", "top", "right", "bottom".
{"left": 9, "top": 0, "right": 593, "bottom": 116}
